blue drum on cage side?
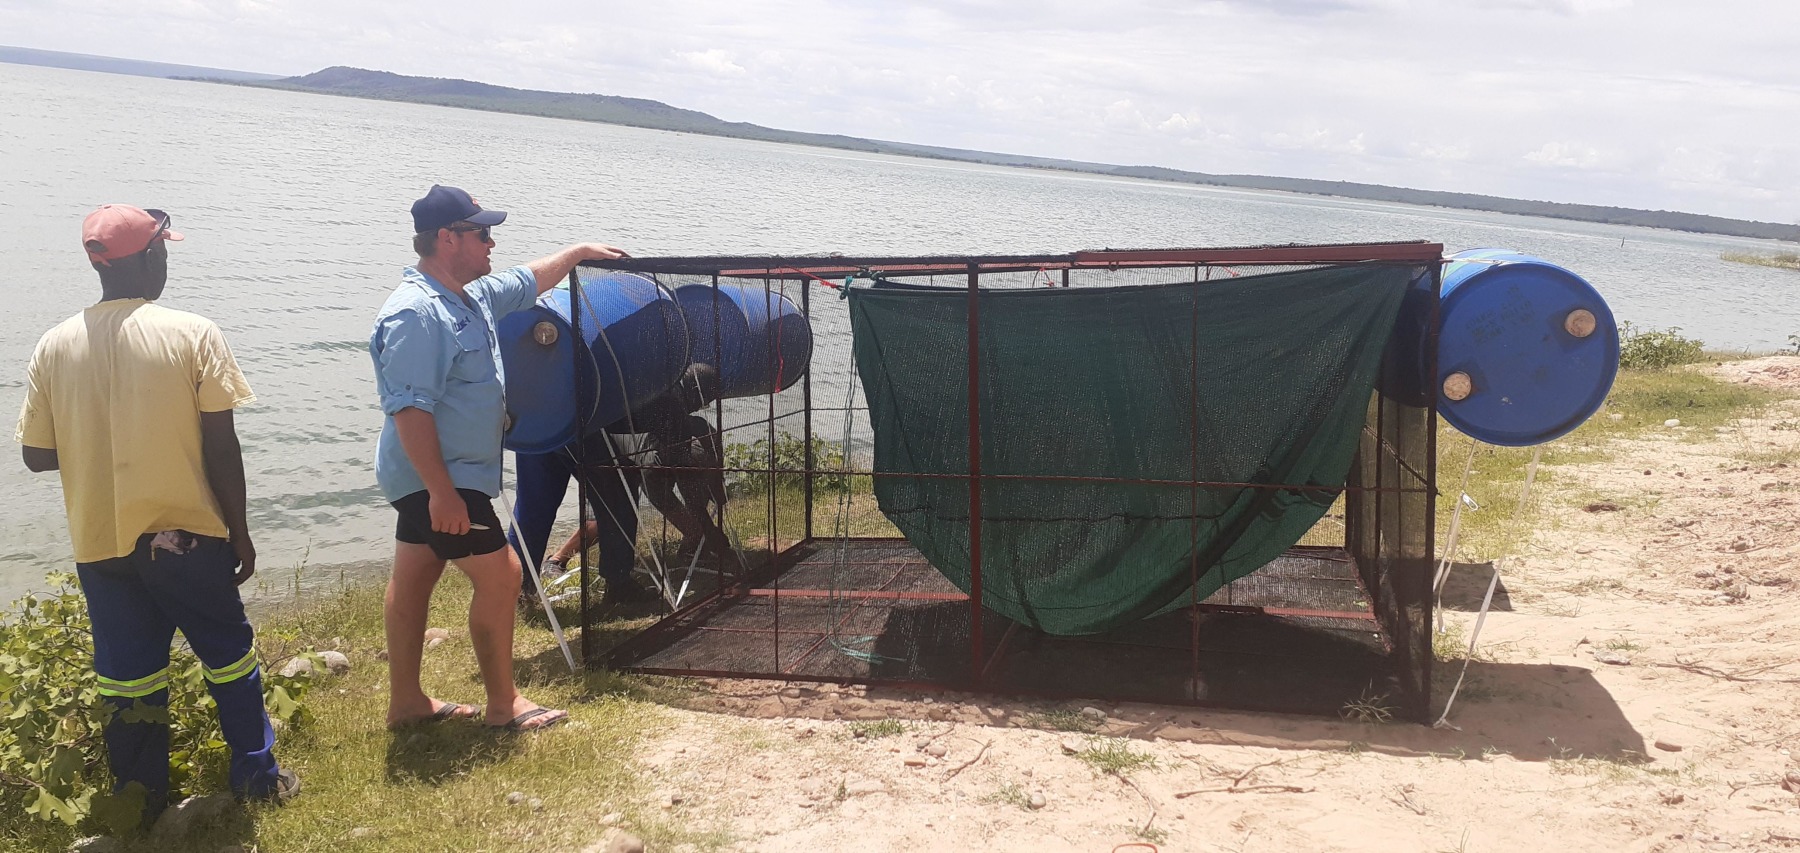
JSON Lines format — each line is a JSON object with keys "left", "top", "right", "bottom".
{"left": 498, "top": 271, "right": 690, "bottom": 453}
{"left": 673, "top": 282, "right": 813, "bottom": 399}
{"left": 1436, "top": 249, "right": 1620, "bottom": 447}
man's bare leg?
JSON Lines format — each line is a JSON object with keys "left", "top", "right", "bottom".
{"left": 455, "top": 545, "right": 565, "bottom": 728}
{"left": 385, "top": 541, "right": 478, "bottom": 726}
{"left": 646, "top": 477, "right": 703, "bottom": 556}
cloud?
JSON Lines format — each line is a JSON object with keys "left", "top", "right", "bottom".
{"left": 674, "top": 48, "right": 747, "bottom": 78}
{"left": 1, "top": 0, "right": 1795, "bottom": 221}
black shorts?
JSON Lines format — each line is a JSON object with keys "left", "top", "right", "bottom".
{"left": 392, "top": 488, "right": 508, "bottom": 560}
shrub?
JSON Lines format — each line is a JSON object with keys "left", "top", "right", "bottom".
{"left": 723, "top": 434, "right": 857, "bottom": 496}
{"left": 1617, "top": 322, "right": 1705, "bottom": 371}
{"left": 0, "top": 574, "right": 318, "bottom": 831}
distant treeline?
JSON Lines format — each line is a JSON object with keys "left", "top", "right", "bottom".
{"left": 238, "top": 66, "right": 1799, "bottom": 244}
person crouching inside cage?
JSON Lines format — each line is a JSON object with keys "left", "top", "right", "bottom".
{"left": 635, "top": 364, "right": 732, "bottom": 567}
{"left": 532, "top": 365, "right": 732, "bottom": 587}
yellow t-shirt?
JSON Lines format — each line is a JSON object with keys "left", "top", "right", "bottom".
{"left": 14, "top": 299, "right": 255, "bottom": 563}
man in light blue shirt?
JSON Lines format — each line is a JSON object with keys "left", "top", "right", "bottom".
{"left": 370, "top": 184, "right": 626, "bottom": 732}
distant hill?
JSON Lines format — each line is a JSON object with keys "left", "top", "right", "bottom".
{"left": 0, "top": 45, "right": 280, "bottom": 82}
{"left": 249, "top": 67, "right": 1799, "bottom": 244}
{"left": 13, "top": 53, "right": 1795, "bottom": 243}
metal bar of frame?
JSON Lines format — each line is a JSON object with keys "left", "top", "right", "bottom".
{"left": 583, "top": 242, "right": 1447, "bottom": 278}
{"left": 802, "top": 276, "right": 815, "bottom": 541}
{"left": 1188, "top": 262, "right": 1202, "bottom": 701}
{"left": 966, "top": 263, "right": 984, "bottom": 687}
{"left": 712, "top": 273, "right": 728, "bottom": 588}
{"left": 764, "top": 269, "right": 780, "bottom": 671}
{"left": 622, "top": 463, "right": 1427, "bottom": 493}
{"left": 1414, "top": 263, "right": 1444, "bottom": 720}
{"left": 570, "top": 267, "right": 592, "bottom": 666}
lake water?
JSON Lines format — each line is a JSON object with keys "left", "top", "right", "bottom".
{"left": 3, "top": 62, "right": 1796, "bottom": 605}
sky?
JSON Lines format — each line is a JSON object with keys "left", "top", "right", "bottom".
{"left": 5, "top": 0, "right": 1796, "bottom": 223}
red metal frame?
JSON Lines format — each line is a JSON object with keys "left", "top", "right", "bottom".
{"left": 587, "top": 243, "right": 1444, "bottom": 721}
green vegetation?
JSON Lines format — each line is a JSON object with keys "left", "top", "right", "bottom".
{"left": 0, "top": 575, "right": 716, "bottom": 853}
{"left": 1618, "top": 322, "right": 1706, "bottom": 370}
{"left": 1338, "top": 689, "right": 1397, "bottom": 724}
{"left": 1439, "top": 344, "right": 1789, "bottom": 561}
{"left": 846, "top": 719, "right": 907, "bottom": 740}
{"left": 1075, "top": 739, "right": 1156, "bottom": 776}
{"left": 0, "top": 575, "right": 319, "bottom": 835}
{"left": 1601, "top": 636, "right": 1647, "bottom": 653}
{"left": 1023, "top": 709, "right": 1099, "bottom": 733}
{"left": 721, "top": 434, "right": 863, "bottom": 496}
{"left": 1721, "top": 250, "right": 1800, "bottom": 270}
{"left": 982, "top": 782, "right": 1033, "bottom": 810}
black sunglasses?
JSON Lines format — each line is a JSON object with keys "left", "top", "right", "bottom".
{"left": 141, "top": 208, "right": 172, "bottom": 254}
{"left": 446, "top": 223, "right": 492, "bottom": 243}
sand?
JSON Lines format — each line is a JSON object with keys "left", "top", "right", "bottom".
{"left": 619, "top": 357, "right": 1800, "bottom": 853}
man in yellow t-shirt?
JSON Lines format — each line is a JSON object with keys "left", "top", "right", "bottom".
{"left": 15, "top": 204, "right": 297, "bottom": 819}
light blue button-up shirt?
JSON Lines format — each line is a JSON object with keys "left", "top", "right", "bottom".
{"left": 369, "top": 265, "right": 538, "bottom": 502}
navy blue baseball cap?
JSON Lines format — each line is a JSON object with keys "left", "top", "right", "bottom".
{"left": 411, "top": 184, "right": 507, "bottom": 233}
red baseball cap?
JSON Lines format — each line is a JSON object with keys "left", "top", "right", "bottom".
{"left": 82, "top": 205, "right": 183, "bottom": 266}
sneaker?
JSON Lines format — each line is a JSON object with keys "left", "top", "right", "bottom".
{"left": 541, "top": 559, "right": 587, "bottom": 592}
{"left": 272, "top": 769, "right": 301, "bottom": 803}
{"left": 600, "top": 576, "right": 658, "bottom": 606}
{"left": 240, "top": 768, "right": 301, "bottom": 804}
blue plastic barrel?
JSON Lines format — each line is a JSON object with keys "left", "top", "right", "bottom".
{"left": 1436, "top": 249, "right": 1619, "bottom": 447}
{"left": 673, "top": 282, "right": 813, "bottom": 398}
{"left": 497, "top": 272, "right": 690, "bottom": 453}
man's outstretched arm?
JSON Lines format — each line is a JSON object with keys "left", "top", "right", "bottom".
{"left": 526, "top": 243, "right": 631, "bottom": 295}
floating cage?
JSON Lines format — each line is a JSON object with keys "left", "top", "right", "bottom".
{"left": 554, "top": 242, "right": 1442, "bottom": 722}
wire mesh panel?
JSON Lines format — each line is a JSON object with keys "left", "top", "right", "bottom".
{"left": 587, "top": 244, "right": 1441, "bottom": 722}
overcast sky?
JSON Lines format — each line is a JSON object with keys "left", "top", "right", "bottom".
{"left": 7, "top": 0, "right": 1795, "bottom": 223}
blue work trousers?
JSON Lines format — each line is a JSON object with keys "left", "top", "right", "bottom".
{"left": 509, "top": 442, "right": 640, "bottom": 591}
{"left": 76, "top": 531, "right": 281, "bottom": 812}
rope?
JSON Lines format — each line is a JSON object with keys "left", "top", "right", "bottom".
{"left": 1433, "top": 562, "right": 1499, "bottom": 730}
{"left": 826, "top": 343, "right": 893, "bottom": 664}
{"left": 1432, "top": 438, "right": 1479, "bottom": 632}
{"left": 1433, "top": 443, "right": 1548, "bottom": 727}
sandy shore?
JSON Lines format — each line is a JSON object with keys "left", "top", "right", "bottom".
{"left": 607, "top": 357, "right": 1800, "bottom": 852}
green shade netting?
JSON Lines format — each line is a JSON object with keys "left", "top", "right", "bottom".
{"left": 847, "top": 265, "right": 1413, "bottom": 636}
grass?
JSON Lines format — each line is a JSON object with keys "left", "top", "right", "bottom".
{"left": 1432, "top": 622, "right": 1471, "bottom": 663}
{"left": 1721, "top": 251, "right": 1800, "bottom": 271}
{"left": 1075, "top": 739, "right": 1156, "bottom": 776}
{"left": 847, "top": 719, "right": 907, "bottom": 740}
{"left": 1600, "top": 636, "right": 1647, "bottom": 653}
{"left": 0, "top": 575, "right": 725, "bottom": 853}
{"left": 1439, "top": 365, "right": 1789, "bottom": 562}
{"left": 983, "top": 782, "right": 1033, "bottom": 810}
{"left": 1023, "top": 709, "right": 1099, "bottom": 733}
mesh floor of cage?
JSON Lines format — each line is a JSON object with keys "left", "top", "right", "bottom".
{"left": 609, "top": 538, "right": 1404, "bottom": 717}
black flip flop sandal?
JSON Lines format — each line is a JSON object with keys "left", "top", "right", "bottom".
{"left": 490, "top": 707, "right": 569, "bottom": 731}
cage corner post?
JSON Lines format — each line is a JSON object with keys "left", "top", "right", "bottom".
{"left": 965, "top": 263, "right": 985, "bottom": 688}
